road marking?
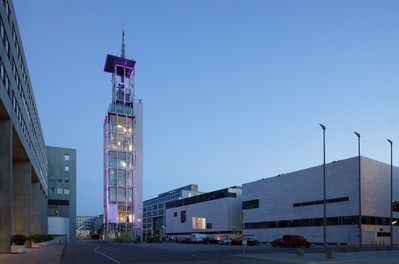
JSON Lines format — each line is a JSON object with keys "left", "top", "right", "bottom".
{"left": 94, "top": 245, "right": 121, "bottom": 264}
{"left": 192, "top": 254, "right": 239, "bottom": 264}
{"left": 308, "top": 261, "right": 364, "bottom": 264}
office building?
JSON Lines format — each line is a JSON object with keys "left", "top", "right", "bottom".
{"left": 165, "top": 186, "right": 242, "bottom": 240}
{"left": 242, "top": 156, "right": 399, "bottom": 245}
{"left": 47, "top": 146, "right": 76, "bottom": 242}
{"left": 76, "top": 214, "right": 103, "bottom": 240}
{"left": 0, "top": 0, "right": 48, "bottom": 253}
{"left": 143, "top": 184, "right": 203, "bottom": 241}
{"left": 103, "top": 31, "right": 143, "bottom": 241}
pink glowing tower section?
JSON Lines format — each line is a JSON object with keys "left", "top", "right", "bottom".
{"left": 103, "top": 32, "right": 142, "bottom": 241}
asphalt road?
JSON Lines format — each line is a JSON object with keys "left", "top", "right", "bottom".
{"left": 60, "top": 241, "right": 296, "bottom": 264}
{"left": 60, "top": 241, "right": 399, "bottom": 264}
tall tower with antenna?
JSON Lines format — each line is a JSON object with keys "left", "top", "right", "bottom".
{"left": 103, "top": 31, "right": 143, "bottom": 241}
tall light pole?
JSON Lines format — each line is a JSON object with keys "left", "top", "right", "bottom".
{"left": 320, "top": 123, "right": 326, "bottom": 247}
{"left": 387, "top": 139, "right": 393, "bottom": 247}
{"left": 354, "top": 131, "right": 361, "bottom": 247}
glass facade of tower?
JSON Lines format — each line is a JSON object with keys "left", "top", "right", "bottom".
{"left": 103, "top": 52, "right": 142, "bottom": 241}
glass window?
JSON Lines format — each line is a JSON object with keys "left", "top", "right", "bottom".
{"left": 65, "top": 165, "right": 69, "bottom": 172}
{"left": 127, "top": 189, "right": 133, "bottom": 205}
{"left": 50, "top": 187, "right": 55, "bottom": 193}
{"left": 109, "top": 169, "right": 117, "bottom": 186}
{"left": 109, "top": 187, "right": 117, "bottom": 204}
{"left": 64, "top": 178, "right": 69, "bottom": 183}
{"left": 64, "top": 154, "right": 70, "bottom": 161}
{"left": 57, "top": 178, "right": 62, "bottom": 182}
{"left": 118, "top": 170, "right": 126, "bottom": 187}
{"left": 50, "top": 176, "right": 55, "bottom": 182}
{"left": 57, "top": 188, "right": 63, "bottom": 194}
{"left": 118, "top": 188, "right": 126, "bottom": 203}
{"left": 64, "top": 189, "right": 70, "bottom": 195}
{"left": 126, "top": 171, "right": 132, "bottom": 187}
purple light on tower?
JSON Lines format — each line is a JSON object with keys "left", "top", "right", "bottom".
{"left": 103, "top": 31, "right": 143, "bottom": 241}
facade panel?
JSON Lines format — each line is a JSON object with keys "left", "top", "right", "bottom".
{"left": 242, "top": 156, "right": 399, "bottom": 245}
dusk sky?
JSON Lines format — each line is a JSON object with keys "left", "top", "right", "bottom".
{"left": 13, "top": 0, "right": 399, "bottom": 216}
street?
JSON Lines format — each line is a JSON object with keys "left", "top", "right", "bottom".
{"left": 60, "top": 241, "right": 399, "bottom": 264}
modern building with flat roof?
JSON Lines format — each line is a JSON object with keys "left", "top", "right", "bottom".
{"left": 143, "top": 184, "right": 203, "bottom": 241}
{"left": 0, "top": 0, "right": 48, "bottom": 253}
{"left": 242, "top": 156, "right": 399, "bottom": 245}
{"left": 103, "top": 31, "right": 143, "bottom": 241}
{"left": 47, "top": 146, "right": 76, "bottom": 243}
{"left": 165, "top": 186, "right": 242, "bottom": 240}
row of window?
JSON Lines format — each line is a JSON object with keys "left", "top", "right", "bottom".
{"left": 244, "top": 215, "right": 398, "bottom": 229}
{"left": 144, "top": 193, "right": 181, "bottom": 207}
{"left": 143, "top": 210, "right": 164, "bottom": 218}
{"left": 1, "top": 3, "right": 47, "bottom": 183}
{"left": 166, "top": 189, "right": 236, "bottom": 209}
{"left": 49, "top": 187, "right": 70, "bottom": 195}
{"left": 293, "top": 197, "right": 349, "bottom": 207}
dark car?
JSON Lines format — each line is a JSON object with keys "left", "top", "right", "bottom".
{"left": 203, "top": 236, "right": 219, "bottom": 244}
{"left": 278, "top": 235, "right": 310, "bottom": 248}
{"left": 246, "top": 238, "right": 260, "bottom": 246}
{"left": 271, "top": 238, "right": 282, "bottom": 247}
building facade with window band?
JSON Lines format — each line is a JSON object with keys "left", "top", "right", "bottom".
{"left": 242, "top": 156, "right": 399, "bottom": 245}
{"left": 165, "top": 186, "right": 243, "bottom": 239}
{"left": 143, "top": 184, "right": 203, "bottom": 241}
{"left": 0, "top": 0, "right": 48, "bottom": 253}
{"left": 47, "top": 146, "right": 76, "bottom": 242}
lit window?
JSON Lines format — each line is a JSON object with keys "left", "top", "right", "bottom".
{"left": 64, "top": 154, "right": 70, "bottom": 161}
{"left": 65, "top": 165, "right": 69, "bottom": 172}
{"left": 57, "top": 188, "right": 63, "bottom": 194}
{"left": 64, "top": 189, "right": 70, "bottom": 195}
{"left": 192, "top": 217, "right": 206, "bottom": 229}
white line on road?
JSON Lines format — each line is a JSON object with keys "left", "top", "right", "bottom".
{"left": 308, "top": 261, "right": 364, "bottom": 264}
{"left": 94, "top": 245, "right": 121, "bottom": 264}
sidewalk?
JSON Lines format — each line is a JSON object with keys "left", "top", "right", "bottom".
{"left": 0, "top": 244, "right": 64, "bottom": 264}
{"left": 245, "top": 249, "right": 399, "bottom": 264}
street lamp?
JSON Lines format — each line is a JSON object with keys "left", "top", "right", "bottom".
{"left": 387, "top": 139, "right": 393, "bottom": 247}
{"left": 319, "top": 123, "right": 326, "bottom": 247}
{"left": 354, "top": 131, "right": 361, "bottom": 247}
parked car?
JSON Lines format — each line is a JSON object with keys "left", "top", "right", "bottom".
{"left": 219, "top": 238, "right": 232, "bottom": 245}
{"left": 246, "top": 238, "right": 260, "bottom": 246}
{"left": 203, "top": 236, "right": 219, "bottom": 244}
{"left": 273, "top": 235, "right": 310, "bottom": 248}
{"left": 231, "top": 238, "right": 241, "bottom": 245}
{"left": 271, "top": 238, "right": 282, "bottom": 247}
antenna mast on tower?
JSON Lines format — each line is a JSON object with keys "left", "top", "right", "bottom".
{"left": 121, "top": 29, "right": 126, "bottom": 58}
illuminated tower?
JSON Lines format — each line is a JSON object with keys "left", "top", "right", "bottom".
{"left": 103, "top": 31, "right": 143, "bottom": 241}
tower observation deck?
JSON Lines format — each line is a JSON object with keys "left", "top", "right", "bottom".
{"left": 103, "top": 31, "right": 143, "bottom": 241}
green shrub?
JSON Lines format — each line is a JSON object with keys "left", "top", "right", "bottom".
{"left": 12, "top": 234, "right": 27, "bottom": 245}
{"left": 44, "top": 234, "right": 54, "bottom": 241}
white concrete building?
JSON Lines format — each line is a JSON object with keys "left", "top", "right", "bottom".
{"left": 242, "top": 156, "right": 399, "bottom": 245}
{"left": 165, "top": 187, "right": 242, "bottom": 239}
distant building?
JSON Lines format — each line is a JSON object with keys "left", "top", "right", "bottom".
{"left": 76, "top": 215, "right": 104, "bottom": 240}
{"left": 165, "top": 186, "right": 242, "bottom": 240}
{"left": 0, "top": 0, "right": 48, "bottom": 253}
{"left": 143, "top": 184, "right": 203, "bottom": 241}
{"left": 47, "top": 146, "right": 76, "bottom": 242}
{"left": 242, "top": 156, "right": 399, "bottom": 245}
{"left": 103, "top": 31, "right": 143, "bottom": 241}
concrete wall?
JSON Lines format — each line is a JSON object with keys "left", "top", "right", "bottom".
{"left": 242, "top": 157, "right": 399, "bottom": 245}
{"left": 46, "top": 146, "right": 77, "bottom": 242}
{"left": 165, "top": 197, "right": 242, "bottom": 237}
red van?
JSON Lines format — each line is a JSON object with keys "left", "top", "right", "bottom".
{"left": 273, "top": 235, "right": 310, "bottom": 248}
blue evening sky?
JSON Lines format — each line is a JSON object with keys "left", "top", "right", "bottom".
{"left": 13, "top": 0, "right": 399, "bottom": 216}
